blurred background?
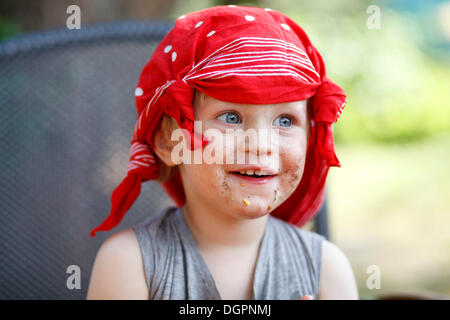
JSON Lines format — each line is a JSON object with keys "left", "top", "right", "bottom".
{"left": 0, "top": 0, "right": 449, "bottom": 299}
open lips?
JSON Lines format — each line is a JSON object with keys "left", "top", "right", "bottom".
{"left": 232, "top": 169, "right": 276, "bottom": 177}
{"left": 228, "top": 167, "right": 278, "bottom": 184}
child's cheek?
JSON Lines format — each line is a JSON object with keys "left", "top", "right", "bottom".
{"left": 216, "top": 166, "right": 231, "bottom": 197}
{"left": 275, "top": 139, "right": 307, "bottom": 203}
{"left": 201, "top": 164, "right": 233, "bottom": 201}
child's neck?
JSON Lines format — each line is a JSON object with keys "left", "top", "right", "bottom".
{"left": 181, "top": 202, "right": 268, "bottom": 250}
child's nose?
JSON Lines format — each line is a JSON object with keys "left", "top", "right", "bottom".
{"left": 236, "top": 128, "right": 278, "bottom": 157}
{"left": 244, "top": 115, "right": 269, "bottom": 132}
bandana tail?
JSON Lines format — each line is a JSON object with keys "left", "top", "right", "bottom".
{"left": 90, "top": 174, "right": 143, "bottom": 237}
{"left": 316, "top": 123, "right": 341, "bottom": 168}
{"left": 90, "top": 139, "right": 160, "bottom": 237}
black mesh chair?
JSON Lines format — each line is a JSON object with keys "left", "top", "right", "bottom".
{"left": 0, "top": 21, "right": 329, "bottom": 300}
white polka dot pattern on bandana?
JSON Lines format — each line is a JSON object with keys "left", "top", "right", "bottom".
{"left": 171, "top": 51, "right": 177, "bottom": 62}
{"left": 195, "top": 21, "right": 203, "bottom": 28}
{"left": 281, "top": 23, "right": 290, "bottom": 30}
{"left": 164, "top": 45, "right": 172, "bottom": 53}
{"left": 245, "top": 15, "right": 255, "bottom": 21}
{"left": 135, "top": 87, "right": 143, "bottom": 96}
{"left": 207, "top": 30, "right": 216, "bottom": 37}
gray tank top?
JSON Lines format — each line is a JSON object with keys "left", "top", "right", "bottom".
{"left": 132, "top": 206, "right": 325, "bottom": 300}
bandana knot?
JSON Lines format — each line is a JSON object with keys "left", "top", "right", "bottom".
{"left": 310, "top": 79, "right": 347, "bottom": 167}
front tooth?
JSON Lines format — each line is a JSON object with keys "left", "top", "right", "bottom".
{"left": 245, "top": 169, "right": 254, "bottom": 175}
{"left": 255, "top": 170, "right": 262, "bottom": 176}
{"left": 240, "top": 170, "right": 246, "bottom": 174}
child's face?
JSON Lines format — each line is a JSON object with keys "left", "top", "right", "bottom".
{"left": 178, "top": 91, "right": 310, "bottom": 220}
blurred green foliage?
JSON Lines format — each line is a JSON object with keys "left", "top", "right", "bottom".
{"left": 289, "top": 1, "right": 450, "bottom": 145}
{"left": 172, "top": 0, "right": 450, "bottom": 144}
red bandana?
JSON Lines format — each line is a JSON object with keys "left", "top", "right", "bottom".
{"left": 90, "top": 5, "right": 346, "bottom": 237}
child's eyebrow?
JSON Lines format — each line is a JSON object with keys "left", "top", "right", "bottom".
{"left": 200, "top": 96, "right": 237, "bottom": 110}
{"left": 266, "top": 101, "right": 308, "bottom": 115}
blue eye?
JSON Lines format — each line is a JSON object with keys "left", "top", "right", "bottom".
{"left": 217, "top": 112, "right": 241, "bottom": 124}
{"left": 273, "top": 115, "right": 292, "bottom": 127}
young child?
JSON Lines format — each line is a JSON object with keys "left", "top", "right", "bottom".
{"left": 87, "top": 5, "right": 358, "bottom": 300}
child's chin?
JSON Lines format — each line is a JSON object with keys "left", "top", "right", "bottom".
{"left": 229, "top": 201, "right": 272, "bottom": 220}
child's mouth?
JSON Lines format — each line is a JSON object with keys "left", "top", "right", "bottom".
{"left": 229, "top": 169, "right": 277, "bottom": 184}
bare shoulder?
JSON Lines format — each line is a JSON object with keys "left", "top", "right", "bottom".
{"left": 86, "top": 229, "right": 148, "bottom": 300}
{"left": 317, "top": 239, "right": 359, "bottom": 300}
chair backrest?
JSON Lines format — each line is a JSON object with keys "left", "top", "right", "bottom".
{"left": 0, "top": 21, "right": 328, "bottom": 299}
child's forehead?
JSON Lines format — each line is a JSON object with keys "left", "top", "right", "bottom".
{"left": 194, "top": 89, "right": 308, "bottom": 113}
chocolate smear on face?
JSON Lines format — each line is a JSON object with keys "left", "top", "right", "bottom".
{"left": 289, "top": 172, "right": 300, "bottom": 185}
{"left": 221, "top": 174, "right": 230, "bottom": 193}
{"left": 286, "top": 163, "right": 303, "bottom": 187}
{"left": 216, "top": 170, "right": 231, "bottom": 199}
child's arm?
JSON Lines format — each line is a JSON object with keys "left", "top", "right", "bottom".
{"left": 317, "top": 239, "right": 359, "bottom": 300}
{"left": 86, "top": 229, "right": 148, "bottom": 300}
